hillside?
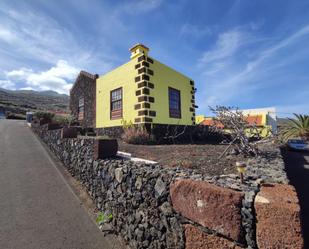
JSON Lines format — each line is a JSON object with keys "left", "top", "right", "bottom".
{"left": 0, "top": 88, "right": 70, "bottom": 115}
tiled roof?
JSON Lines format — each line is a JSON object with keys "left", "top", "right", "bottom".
{"left": 201, "top": 115, "right": 264, "bottom": 128}
{"left": 246, "top": 115, "right": 263, "bottom": 126}
{"left": 201, "top": 119, "right": 224, "bottom": 128}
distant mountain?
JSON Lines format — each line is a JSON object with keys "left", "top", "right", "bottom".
{"left": 0, "top": 88, "right": 69, "bottom": 115}
{"left": 277, "top": 117, "right": 290, "bottom": 127}
{"left": 0, "top": 88, "right": 68, "bottom": 97}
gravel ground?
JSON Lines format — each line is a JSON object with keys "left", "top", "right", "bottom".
{"left": 118, "top": 141, "right": 249, "bottom": 176}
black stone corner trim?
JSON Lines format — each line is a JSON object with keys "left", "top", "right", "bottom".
{"left": 138, "top": 110, "right": 148, "bottom": 116}
{"left": 142, "top": 88, "right": 150, "bottom": 95}
{"left": 189, "top": 107, "right": 194, "bottom": 112}
{"left": 135, "top": 63, "right": 141, "bottom": 69}
{"left": 142, "top": 61, "right": 150, "bottom": 67}
{"left": 135, "top": 76, "right": 141, "bottom": 82}
{"left": 141, "top": 74, "right": 150, "bottom": 81}
{"left": 142, "top": 102, "right": 150, "bottom": 109}
{"left": 190, "top": 80, "right": 194, "bottom": 85}
{"left": 136, "top": 90, "right": 141, "bottom": 96}
{"left": 138, "top": 96, "right": 148, "bottom": 102}
{"left": 148, "top": 96, "right": 155, "bottom": 103}
{"left": 138, "top": 67, "right": 147, "bottom": 74}
{"left": 138, "top": 55, "right": 146, "bottom": 62}
{"left": 137, "top": 81, "right": 147, "bottom": 88}
{"left": 134, "top": 104, "right": 141, "bottom": 110}
{"left": 147, "top": 57, "right": 154, "bottom": 64}
{"left": 149, "top": 110, "right": 156, "bottom": 117}
{"left": 148, "top": 82, "right": 154, "bottom": 89}
{"left": 147, "top": 69, "right": 154, "bottom": 75}
{"left": 142, "top": 117, "right": 153, "bottom": 122}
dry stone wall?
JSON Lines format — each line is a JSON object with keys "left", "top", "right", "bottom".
{"left": 32, "top": 124, "right": 304, "bottom": 249}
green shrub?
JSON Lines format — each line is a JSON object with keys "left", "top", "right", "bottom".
{"left": 34, "top": 111, "right": 55, "bottom": 122}
{"left": 52, "top": 114, "right": 75, "bottom": 126}
{"left": 5, "top": 112, "right": 26, "bottom": 120}
{"left": 96, "top": 211, "right": 113, "bottom": 226}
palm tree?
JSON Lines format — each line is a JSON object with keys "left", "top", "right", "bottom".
{"left": 281, "top": 114, "right": 309, "bottom": 141}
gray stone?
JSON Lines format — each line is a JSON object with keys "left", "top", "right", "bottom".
{"left": 135, "top": 228, "right": 144, "bottom": 242}
{"left": 154, "top": 178, "right": 166, "bottom": 198}
{"left": 115, "top": 168, "right": 123, "bottom": 183}
{"left": 159, "top": 202, "right": 173, "bottom": 216}
{"left": 93, "top": 160, "right": 99, "bottom": 171}
{"left": 135, "top": 176, "right": 143, "bottom": 190}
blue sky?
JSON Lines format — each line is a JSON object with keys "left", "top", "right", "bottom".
{"left": 0, "top": 0, "right": 309, "bottom": 117}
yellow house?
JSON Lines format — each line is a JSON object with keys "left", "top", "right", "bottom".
{"left": 96, "top": 44, "right": 196, "bottom": 130}
{"left": 196, "top": 107, "right": 277, "bottom": 138}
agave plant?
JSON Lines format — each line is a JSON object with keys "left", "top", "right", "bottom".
{"left": 281, "top": 114, "right": 309, "bottom": 141}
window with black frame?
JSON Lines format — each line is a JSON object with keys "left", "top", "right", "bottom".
{"left": 110, "top": 87, "right": 122, "bottom": 119}
{"left": 168, "top": 87, "right": 181, "bottom": 118}
{"left": 78, "top": 97, "right": 84, "bottom": 120}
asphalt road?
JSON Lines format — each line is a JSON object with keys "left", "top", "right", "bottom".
{"left": 282, "top": 148, "right": 309, "bottom": 248}
{"left": 0, "top": 120, "right": 121, "bottom": 249}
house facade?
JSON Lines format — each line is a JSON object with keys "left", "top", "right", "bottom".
{"left": 70, "top": 71, "right": 98, "bottom": 128}
{"left": 95, "top": 44, "right": 196, "bottom": 129}
{"left": 70, "top": 44, "right": 196, "bottom": 135}
{"left": 196, "top": 107, "right": 277, "bottom": 137}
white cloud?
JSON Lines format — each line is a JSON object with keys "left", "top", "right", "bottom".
{"left": 5, "top": 60, "right": 79, "bottom": 94}
{"left": 0, "top": 79, "right": 15, "bottom": 90}
{"left": 0, "top": 8, "right": 113, "bottom": 74}
{"left": 199, "top": 29, "right": 245, "bottom": 64}
{"left": 118, "top": 0, "right": 163, "bottom": 14}
{"left": 180, "top": 23, "right": 212, "bottom": 38}
{"left": 0, "top": 26, "right": 16, "bottom": 42}
{"left": 6, "top": 68, "right": 33, "bottom": 80}
{"left": 19, "top": 87, "right": 35, "bottom": 91}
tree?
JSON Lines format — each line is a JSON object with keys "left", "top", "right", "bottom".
{"left": 34, "top": 111, "right": 55, "bottom": 122}
{"left": 281, "top": 114, "right": 309, "bottom": 141}
{"left": 210, "top": 106, "right": 261, "bottom": 157}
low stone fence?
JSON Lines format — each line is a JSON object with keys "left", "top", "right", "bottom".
{"left": 32, "top": 124, "right": 304, "bottom": 249}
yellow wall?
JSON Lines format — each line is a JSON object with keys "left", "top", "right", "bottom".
{"left": 196, "top": 115, "right": 205, "bottom": 124}
{"left": 196, "top": 114, "right": 273, "bottom": 137}
{"left": 96, "top": 58, "right": 138, "bottom": 128}
{"left": 96, "top": 52, "right": 195, "bottom": 128}
{"left": 149, "top": 59, "right": 194, "bottom": 125}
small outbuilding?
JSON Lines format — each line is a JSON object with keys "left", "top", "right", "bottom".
{"left": 70, "top": 71, "right": 98, "bottom": 128}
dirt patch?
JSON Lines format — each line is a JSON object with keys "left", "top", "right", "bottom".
{"left": 118, "top": 141, "right": 247, "bottom": 176}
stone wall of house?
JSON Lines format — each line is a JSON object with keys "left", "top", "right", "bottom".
{"left": 32, "top": 124, "right": 304, "bottom": 249}
{"left": 70, "top": 71, "right": 98, "bottom": 128}
{"left": 96, "top": 124, "right": 222, "bottom": 144}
